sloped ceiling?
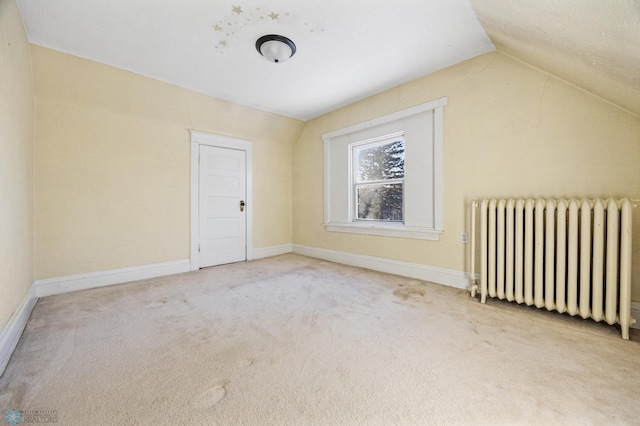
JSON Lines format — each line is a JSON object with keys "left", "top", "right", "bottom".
{"left": 469, "top": 0, "right": 640, "bottom": 116}
{"left": 16, "top": 0, "right": 494, "bottom": 121}
{"left": 16, "top": 0, "right": 640, "bottom": 119}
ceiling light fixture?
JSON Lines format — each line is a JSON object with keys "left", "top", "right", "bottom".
{"left": 255, "top": 34, "right": 296, "bottom": 63}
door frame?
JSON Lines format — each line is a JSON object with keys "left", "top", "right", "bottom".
{"left": 190, "top": 130, "right": 253, "bottom": 271}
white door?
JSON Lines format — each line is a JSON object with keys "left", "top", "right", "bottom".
{"left": 199, "top": 145, "right": 247, "bottom": 267}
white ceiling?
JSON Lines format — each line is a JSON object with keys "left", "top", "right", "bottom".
{"left": 469, "top": 0, "right": 640, "bottom": 117}
{"left": 16, "top": 0, "right": 494, "bottom": 120}
{"left": 16, "top": 1, "right": 640, "bottom": 120}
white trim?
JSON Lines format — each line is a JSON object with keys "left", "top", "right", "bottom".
{"left": 253, "top": 244, "right": 293, "bottom": 260}
{"left": 324, "top": 222, "right": 442, "bottom": 240}
{"left": 190, "top": 139, "right": 200, "bottom": 271}
{"left": 322, "top": 97, "right": 448, "bottom": 141}
{"left": 292, "top": 244, "right": 469, "bottom": 290}
{"left": 349, "top": 131, "right": 405, "bottom": 149}
{"left": 190, "top": 130, "right": 253, "bottom": 271}
{"left": 323, "top": 138, "right": 331, "bottom": 225}
{"left": 322, "top": 98, "right": 447, "bottom": 239}
{"left": 433, "top": 104, "right": 444, "bottom": 231}
{"left": 34, "top": 260, "right": 191, "bottom": 298}
{"left": 631, "top": 301, "right": 640, "bottom": 330}
{"left": 0, "top": 283, "right": 37, "bottom": 376}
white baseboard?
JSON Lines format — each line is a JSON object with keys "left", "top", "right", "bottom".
{"left": 1, "top": 283, "right": 37, "bottom": 377}
{"left": 253, "top": 244, "right": 293, "bottom": 260}
{"left": 632, "top": 302, "right": 640, "bottom": 330}
{"left": 292, "top": 244, "right": 470, "bottom": 290}
{"left": 35, "top": 259, "right": 191, "bottom": 298}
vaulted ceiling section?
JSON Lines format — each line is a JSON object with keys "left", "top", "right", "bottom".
{"left": 469, "top": 0, "right": 640, "bottom": 116}
{"left": 16, "top": 0, "right": 640, "bottom": 119}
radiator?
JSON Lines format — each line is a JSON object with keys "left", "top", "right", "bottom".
{"left": 470, "top": 198, "right": 635, "bottom": 339}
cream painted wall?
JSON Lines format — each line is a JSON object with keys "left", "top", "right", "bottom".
{"left": 32, "top": 46, "right": 304, "bottom": 280}
{"left": 293, "top": 51, "right": 640, "bottom": 301}
{"left": 0, "top": 0, "right": 34, "bottom": 329}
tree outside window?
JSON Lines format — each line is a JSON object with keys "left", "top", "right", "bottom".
{"left": 353, "top": 138, "right": 404, "bottom": 221}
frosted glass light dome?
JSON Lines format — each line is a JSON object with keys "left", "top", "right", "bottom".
{"left": 256, "top": 35, "right": 296, "bottom": 63}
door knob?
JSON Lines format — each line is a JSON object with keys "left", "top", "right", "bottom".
{"left": 240, "top": 200, "right": 245, "bottom": 212}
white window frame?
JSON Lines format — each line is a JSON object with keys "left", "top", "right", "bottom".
{"left": 322, "top": 97, "right": 446, "bottom": 240}
{"left": 351, "top": 133, "right": 406, "bottom": 223}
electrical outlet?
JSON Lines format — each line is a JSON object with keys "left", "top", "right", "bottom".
{"left": 460, "top": 232, "right": 468, "bottom": 244}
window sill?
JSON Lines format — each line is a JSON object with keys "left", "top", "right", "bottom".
{"left": 324, "top": 222, "right": 442, "bottom": 241}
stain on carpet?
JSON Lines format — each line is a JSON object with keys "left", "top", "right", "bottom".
{"left": 393, "top": 287, "right": 426, "bottom": 300}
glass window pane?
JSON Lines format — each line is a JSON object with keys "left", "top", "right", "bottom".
{"left": 356, "top": 183, "right": 403, "bottom": 221}
{"left": 356, "top": 140, "right": 404, "bottom": 182}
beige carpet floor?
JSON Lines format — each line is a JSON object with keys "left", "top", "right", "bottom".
{"left": 1, "top": 254, "right": 639, "bottom": 425}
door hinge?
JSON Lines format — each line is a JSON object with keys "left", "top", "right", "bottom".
{"left": 198, "top": 244, "right": 200, "bottom": 253}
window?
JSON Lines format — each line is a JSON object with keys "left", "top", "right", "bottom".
{"left": 323, "top": 97, "right": 446, "bottom": 240}
{"left": 353, "top": 135, "right": 405, "bottom": 221}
